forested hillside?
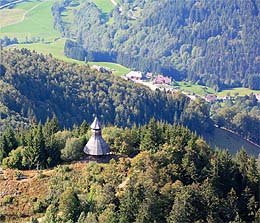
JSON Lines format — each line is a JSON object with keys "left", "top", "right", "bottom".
{"left": 0, "top": 48, "right": 213, "bottom": 132}
{"left": 54, "top": 0, "right": 260, "bottom": 90}
{"left": 0, "top": 122, "right": 259, "bottom": 222}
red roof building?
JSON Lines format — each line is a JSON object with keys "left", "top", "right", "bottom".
{"left": 153, "top": 75, "right": 171, "bottom": 85}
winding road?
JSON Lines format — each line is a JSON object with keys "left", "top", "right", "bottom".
{"left": 0, "top": 0, "right": 26, "bottom": 9}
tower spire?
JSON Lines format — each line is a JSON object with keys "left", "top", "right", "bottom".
{"left": 83, "top": 117, "right": 110, "bottom": 156}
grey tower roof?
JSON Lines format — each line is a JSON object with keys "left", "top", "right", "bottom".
{"left": 90, "top": 117, "right": 102, "bottom": 129}
{"left": 84, "top": 117, "right": 110, "bottom": 156}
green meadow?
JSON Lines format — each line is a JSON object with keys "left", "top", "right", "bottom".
{"left": 12, "top": 39, "right": 130, "bottom": 76}
{"left": 89, "top": 0, "right": 115, "bottom": 13}
{"left": 0, "top": 0, "right": 60, "bottom": 41}
{"left": 174, "top": 81, "right": 215, "bottom": 96}
{"left": 216, "top": 87, "right": 260, "bottom": 97}
{"left": 89, "top": 61, "right": 131, "bottom": 76}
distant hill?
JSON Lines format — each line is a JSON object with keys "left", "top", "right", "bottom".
{"left": 0, "top": 48, "right": 213, "bottom": 133}
{"left": 54, "top": 0, "right": 260, "bottom": 91}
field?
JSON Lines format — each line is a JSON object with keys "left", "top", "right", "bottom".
{"left": 216, "top": 87, "right": 260, "bottom": 97}
{"left": 89, "top": 0, "right": 115, "bottom": 13}
{"left": 174, "top": 81, "right": 215, "bottom": 96}
{"left": 12, "top": 39, "right": 130, "bottom": 76}
{"left": 0, "top": 0, "right": 60, "bottom": 42}
{"left": 89, "top": 61, "right": 130, "bottom": 76}
{"left": 203, "top": 127, "right": 260, "bottom": 157}
{"left": 0, "top": 8, "right": 25, "bottom": 27}
{"left": 172, "top": 82, "right": 260, "bottom": 97}
{"left": 12, "top": 38, "right": 78, "bottom": 61}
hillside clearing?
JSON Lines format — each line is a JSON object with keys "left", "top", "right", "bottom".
{"left": 11, "top": 40, "right": 130, "bottom": 76}
{"left": 89, "top": 0, "right": 115, "bottom": 13}
{"left": 89, "top": 61, "right": 130, "bottom": 76}
{"left": 216, "top": 87, "right": 260, "bottom": 97}
{"left": 0, "top": 8, "right": 25, "bottom": 27}
{"left": 174, "top": 81, "right": 215, "bottom": 96}
{"left": 0, "top": 0, "right": 60, "bottom": 41}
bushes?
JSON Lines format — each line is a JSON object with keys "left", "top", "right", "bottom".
{"left": 2, "top": 147, "right": 24, "bottom": 169}
{"left": 2, "top": 195, "right": 15, "bottom": 205}
{"left": 61, "top": 137, "right": 85, "bottom": 162}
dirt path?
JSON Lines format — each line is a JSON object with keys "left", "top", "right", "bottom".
{"left": 110, "top": 0, "right": 117, "bottom": 6}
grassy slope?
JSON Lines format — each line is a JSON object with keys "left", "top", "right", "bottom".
{"left": 89, "top": 0, "right": 115, "bottom": 13}
{"left": 12, "top": 39, "right": 130, "bottom": 76}
{"left": 0, "top": 163, "right": 87, "bottom": 222}
{"left": 0, "top": 0, "right": 60, "bottom": 41}
{"left": 203, "top": 127, "right": 260, "bottom": 157}
{"left": 216, "top": 87, "right": 260, "bottom": 97}
{"left": 0, "top": 8, "right": 25, "bottom": 27}
{"left": 89, "top": 61, "right": 130, "bottom": 76}
{"left": 0, "top": 168, "right": 51, "bottom": 222}
{"left": 175, "top": 81, "right": 215, "bottom": 96}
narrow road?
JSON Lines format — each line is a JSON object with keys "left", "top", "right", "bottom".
{"left": 0, "top": 0, "right": 26, "bottom": 9}
{"left": 110, "top": 0, "right": 117, "bottom": 6}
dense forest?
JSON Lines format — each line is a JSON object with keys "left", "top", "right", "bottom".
{"left": 53, "top": 0, "right": 260, "bottom": 90}
{"left": 1, "top": 49, "right": 260, "bottom": 145}
{"left": 212, "top": 94, "right": 260, "bottom": 145}
{"left": 0, "top": 120, "right": 259, "bottom": 222}
{"left": 0, "top": 48, "right": 213, "bottom": 132}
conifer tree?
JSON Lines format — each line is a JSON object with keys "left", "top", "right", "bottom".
{"left": 79, "top": 120, "right": 89, "bottom": 136}
{"left": 23, "top": 124, "right": 46, "bottom": 169}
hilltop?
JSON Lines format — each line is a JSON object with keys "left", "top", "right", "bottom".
{"left": 0, "top": 121, "right": 259, "bottom": 223}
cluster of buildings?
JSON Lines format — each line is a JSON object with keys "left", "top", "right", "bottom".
{"left": 92, "top": 66, "right": 260, "bottom": 105}
{"left": 125, "top": 71, "right": 172, "bottom": 85}
{"left": 92, "top": 65, "right": 111, "bottom": 74}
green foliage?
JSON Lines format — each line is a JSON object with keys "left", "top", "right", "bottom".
{"left": 44, "top": 204, "right": 59, "bottom": 223}
{"left": 22, "top": 124, "right": 46, "bottom": 169}
{"left": 211, "top": 95, "right": 260, "bottom": 145}
{"left": 34, "top": 123, "right": 260, "bottom": 223}
{"left": 0, "top": 49, "right": 212, "bottom": 134}
{"left": 167, "top": 185, "right": 207, "bottom": 223}
{"left": 58, "top": 187, "right": 81, "bottom": 222}
{"left": 0, "top": 128, "right": 18, "bottom": 157}
{"left": 2, "top": 195, "right": 15, "bottom": 205}
{"left": 2, "top": 146, "right": 24, "bottom": 169}
{"left": 61, "top": 137, "right": 84, "bottom": 161}
{"left": 79, "top": 120, "right": 89, "bottom": 136}
{"left": 56, "top": 0, "right": 260, "bottom": 90}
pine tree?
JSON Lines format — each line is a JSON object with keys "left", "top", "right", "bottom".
{"left": 140, "top": 118, "right": 160, "bottom": 153}
{"left": 79, "top": 120, "right": 89, "bottom": 136}
{"left": 22, "top": 124, "right": 46, "bottom": 169}
{"left": 0, "top": 128, "right": 18, "bottom": 156}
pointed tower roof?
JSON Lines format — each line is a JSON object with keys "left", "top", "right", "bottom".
{"left": 90, "top": 117, "right": 102, "bottom": 130}
{"left": 84, "top": 117, "right": 110, "bottom": 156}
